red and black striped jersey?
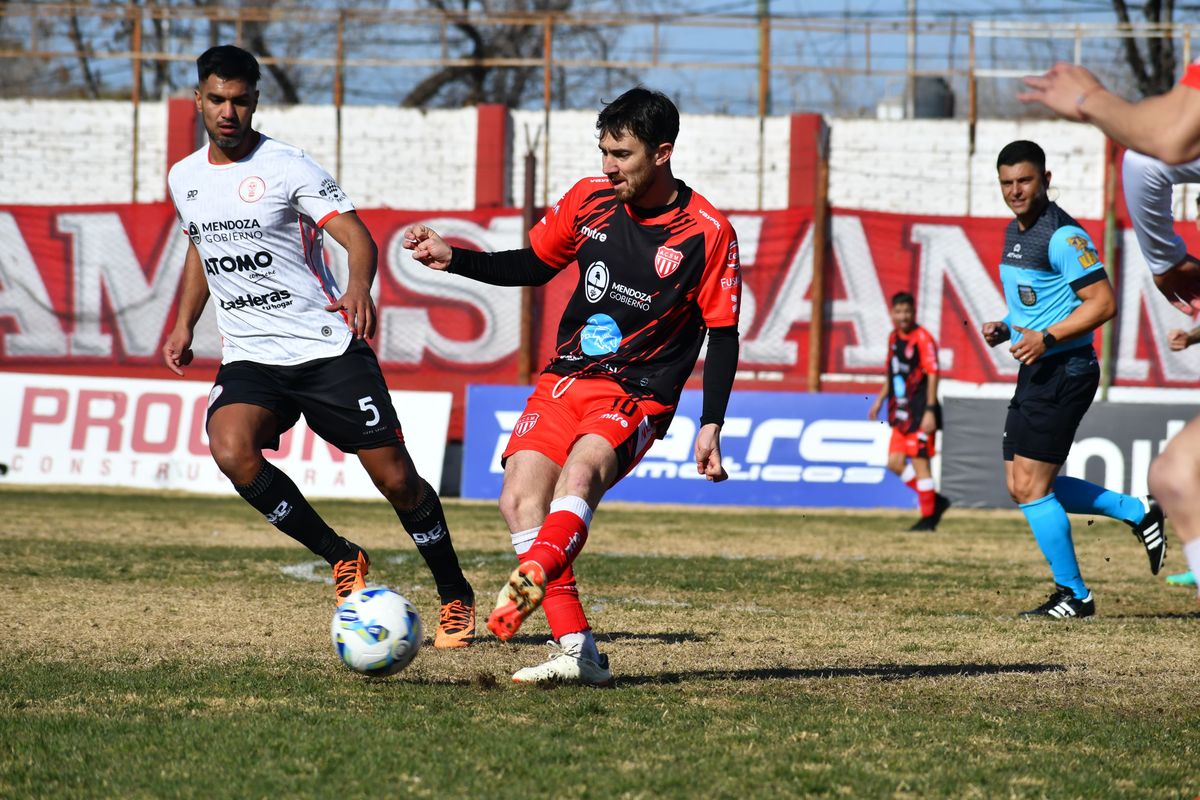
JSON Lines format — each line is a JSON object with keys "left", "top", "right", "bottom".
{"left": 529, "top": 177, "right": 740, "bottom": 405}
{"left": 886, "top": 325, "right": 939, "bottom": 433}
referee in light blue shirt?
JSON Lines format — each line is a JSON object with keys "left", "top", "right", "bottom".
{"left": 981, "top": 140, "right": 1165, "bottom": 619}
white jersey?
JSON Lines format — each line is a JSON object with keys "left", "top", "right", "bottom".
{"left": 1121, "top": 149, "right": 1200, "bottom": 276}
{"left": 168, "top": 135, "right": 357, "bottom": 365}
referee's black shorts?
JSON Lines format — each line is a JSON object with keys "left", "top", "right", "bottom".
{"left": 1002, "top": 345, "right": 1099, "bottom": 465}
{"left": 206, "top": 339, "right": 404, "bottom": 453}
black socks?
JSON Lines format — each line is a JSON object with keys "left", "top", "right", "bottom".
{"left": 234, "top": 461, "right": 354, "bottom": 564}
{"left": 395, "top": 479, "right": 472, "bottom": 603}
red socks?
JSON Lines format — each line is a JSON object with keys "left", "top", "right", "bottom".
{"left": 917, "top": 478, "right": 936, "bottom": 517}
{"left": 524, "top": 495, "right": 593, "bottom": 582}
{"left": 542, "top": 566, "right": 590, "bottom": 638}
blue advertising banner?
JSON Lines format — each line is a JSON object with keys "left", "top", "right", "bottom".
{"left": 462, "top": 386, "right": 917, "bottom": 509}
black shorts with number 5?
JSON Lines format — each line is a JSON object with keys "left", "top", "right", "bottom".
{"left": 206, "top": 339, "right": 404, "bottom": 453}
{"left": 1002, "top": 345, "right": 1099, "bottom": 465}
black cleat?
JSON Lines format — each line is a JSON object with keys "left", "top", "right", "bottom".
{"left": 1020, "top": 585, "right": 1095, "bottom": 619}
{"left": 928, "top": 493, "right": 952, "bottom": 528}
{"left": 1129, "top": 496, "right": 1167, "bottom": 575}
{"left": 907, "top": 494, "right": 952, "bottom": 532}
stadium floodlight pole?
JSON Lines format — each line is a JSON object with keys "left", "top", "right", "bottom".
{"left": 756, "top": 0, "right": 770, "bottom": 210}
{"left": 1099, "top": 138, "right": 1119, "bottom": 401}
{"left": 807, "top": 119, "right": 831, "bottom": 393}
{"left": 519, "top": 124, "right": 541, "bottom": 386}
{"left": 905, "top": 0, "right": 916, "bottom": 119}
{"left": 130, "top": 5, "right": 142, "bottom": 203}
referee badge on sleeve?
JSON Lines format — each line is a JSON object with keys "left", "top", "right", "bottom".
{"left": 1018, "top": 284, "right": 1037, "bottom": 306}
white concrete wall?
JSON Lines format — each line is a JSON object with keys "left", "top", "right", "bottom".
{"left": 509, "top": 109, "right": 791, "bottom": 211}
{"left": 0, "top": 98, "right": 1118, "bottom": 218}
{"left": 250, "top": 105, "right": 479, "bottom": 209}
{"left": 0, "top": 100, "right": 167, "bottom": 204}
{"left": 829, "top": 117, "right": 1108, "bottom": 218}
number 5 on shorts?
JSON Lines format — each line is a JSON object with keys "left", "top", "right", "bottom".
{"left": 358, "top": 396, "right": 380, "bottom": 427}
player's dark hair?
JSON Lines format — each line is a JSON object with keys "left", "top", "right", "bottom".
{"left": 996, "top": 140, "right": 1046, "bottom": 173}
{"left": 891, "top": 291, "right": 915, "bottom": 308}
{"left": 196, "top": 45, "right": 260, "bottom": 87}
{"left": 597, "top": 87, "right": 680, "bottom": 153}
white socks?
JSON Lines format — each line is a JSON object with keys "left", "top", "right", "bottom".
{"left": 1183, "top": 538, "right": 1200, "bottom": 598}
{"left": 511, "top": 527, "right": 539, "bottom": 557}
{"left": 559, "top": 630, "right": 600, "bottom": 662}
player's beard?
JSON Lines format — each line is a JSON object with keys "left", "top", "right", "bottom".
{"left": 206, "top": 118, "right": 249, "bottom": 150}
{"left": 612, "top": 160, "right": 655, "bottom": 204}
{"left": 209, "top": 128, "right": 245, "bottom": 149}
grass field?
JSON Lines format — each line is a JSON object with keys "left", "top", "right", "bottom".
{"left": 1, "top": 485, "right": 1196, "bottom": 799}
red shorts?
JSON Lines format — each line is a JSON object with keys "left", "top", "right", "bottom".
{"left": 503, "top": 372, "right": 675, "bottom": 479}
{"left": 888, "top": 426, "right": 936, "bottom": 459}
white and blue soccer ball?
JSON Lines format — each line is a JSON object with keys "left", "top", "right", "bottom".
{"left": 331, "top": 587, "right": 422, "bottom": 677}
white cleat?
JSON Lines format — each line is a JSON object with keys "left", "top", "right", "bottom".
{"left": 511, "top": 641, "right": 615, "bottom": 688}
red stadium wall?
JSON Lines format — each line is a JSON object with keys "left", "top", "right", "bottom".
{"left": 0, "top": 202, "right": 1195, "bottom": 439}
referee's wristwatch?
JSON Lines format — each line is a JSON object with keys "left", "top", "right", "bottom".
{"left": 1041, "top": 330, "right": 1057, "bottom": 349}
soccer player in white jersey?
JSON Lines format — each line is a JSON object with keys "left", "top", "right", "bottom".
{"left": 1021, "top": 61, "right": 1200, "bottom": 599}
{"left": 162, "top": 45, "right": 476, "bottom": 647}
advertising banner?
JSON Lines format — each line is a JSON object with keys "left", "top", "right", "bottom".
{"left": 2, "top": 203, "right": 1196, "bottom": 442}
{"left": 942, "top": 395, "right": 1195, "bottom": 508}
{"left": 462, "top": 385, "right": 916, "bottom": 509}
{"left": 0, "top": 372, "right": 451, "bottom": 498}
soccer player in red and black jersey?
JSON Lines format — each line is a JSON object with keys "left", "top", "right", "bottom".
{"left": 404, "top": 87, "right": 740, "bottom": 686}
{"left": 868, "top": 292, "right": 950, "bottom": 531}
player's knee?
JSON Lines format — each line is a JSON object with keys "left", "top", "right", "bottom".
{"left": 498, "top": 489, "right": 541, "bottom": 531}
{"left": 207, "top": 434, "right": 260, "bottom": 484}
{"left": 373, "top": 471, "right": 421, "bottom": 508}
{"left": 886, "top": 454, "right": 906, "bottom": 476}
{"left": 1149, "top": 445, "right": 1198, "bottom": 511}
{"left": 557, "top": 461, "right": 603, "bottom": 499}
{"left": 1007, "top": 475, "right": 1042, "bottom": 505}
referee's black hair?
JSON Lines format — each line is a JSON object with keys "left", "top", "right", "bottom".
{"left": 891, "top": 291, "right": 915, "bottom": 308}
{"left": 197, "top": 45, "right": 261, "bottom": 88}
{"left": 996, "top": 140, "right": 1046, "bottom": 172}
{"left": 597, "top": 87, "right": 680, "bottom": 154}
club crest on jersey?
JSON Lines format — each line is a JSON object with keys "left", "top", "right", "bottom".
{"left": 238, "top": 176, "right": 266, "bottom": 203}
{"left": 1018, "top": 284, "right": 1037, "bottom": 306}
{"left": 514, "top": 412, "right": 540, "bottom": 437}
{"left": 654, "top": 246, "right": 683, "bottom": 279}
{"left": 585, "top": 261, "right": 610, "bottom": 303}
{"left": 726, "top": 240, "right": 740, "bottom": 271}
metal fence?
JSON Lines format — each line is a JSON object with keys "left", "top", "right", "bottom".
{"left": 2, "top": 4, "right": 1198, "bottom": 118}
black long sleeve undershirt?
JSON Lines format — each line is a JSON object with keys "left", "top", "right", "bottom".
{"left": 448, "top": 246, "right": 558, "bottom": 286}
{"left": 701, "top": 326, "right": 739, "bottom": 427}
{"left": 452, "top": 243, "right": 737, "bottom": 423}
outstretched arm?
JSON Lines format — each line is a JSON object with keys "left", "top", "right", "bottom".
{"left": 1019, "top": 62, "right": 1200, "bottom": 164}
{"left": 403, "top": 223, "right": 557, "bottom": 286}
{"left": 1168, "top": 325, "right": 1200, "bottom": 351}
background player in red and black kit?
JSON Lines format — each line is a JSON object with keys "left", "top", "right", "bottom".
{"left": 868, "top": 292, "right": 950, "bottom": 531}
{"left": 161, "top": 46, "right": 475, "bottom": 648}
{"left": 405, "top": 86, "right": 740, "bottom": 686}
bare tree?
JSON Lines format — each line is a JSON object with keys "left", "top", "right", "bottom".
{"left": 401, "top": 0, "right": 638, "bottom": 109}
{"left": 1112, "top": 0, "right": 1177, "bottom": 97}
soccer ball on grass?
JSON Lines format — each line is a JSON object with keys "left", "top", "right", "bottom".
{"left": 331, "top": 587, "right": 422, "bottom": 676}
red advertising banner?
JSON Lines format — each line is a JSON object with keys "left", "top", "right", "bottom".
{"left": 1, "top": 203, "right": 1196, "bottom": 437}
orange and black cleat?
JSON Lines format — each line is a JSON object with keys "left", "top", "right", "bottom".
{"left": 332, "top": 546, "right": 370, "bottom": 606}
{"left": 434, "top": 597, "right": 476, "bottom": 649}
{"left": 486, "top": 561, "right": 546, "bottom": 642}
